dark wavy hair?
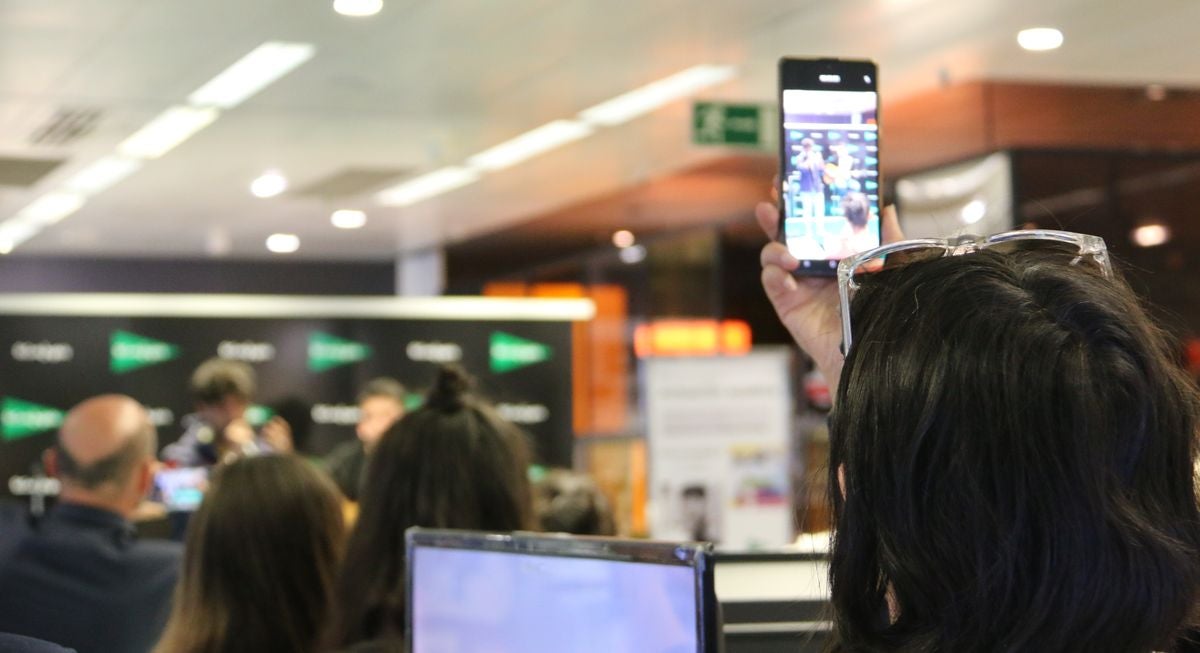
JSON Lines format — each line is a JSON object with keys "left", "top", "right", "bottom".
{"left": 334, "top": 364, "right": 535, "bottom": 647}
{"left": 828, "top": 247, "right": 1200, "bottom": 652}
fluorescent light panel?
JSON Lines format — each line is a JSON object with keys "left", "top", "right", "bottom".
{"left": 579, "top": 64, "right": 737, "bottom": 126}
{"left": 0, "top": 220, "right": 40, "bottom": 251}
{"left": 188, "top": 42, "right": 316, "bottom": 109}
{"left": 376, "top": 167, "right": 480, "bottom": 207}
{"left": 63, "top": 157, "right": 143, "bottom": 195}
{"left": 118, "top": 106, "right": 218, "bottom": 159}
{"left": 467, "top": 120, "right": 594, "bottom": 171}
{"left": 14, "top": 192, "right": 86, "bottom": 227}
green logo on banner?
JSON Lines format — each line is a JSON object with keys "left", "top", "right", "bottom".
{"left": 110, "top": 331, "right": 180, "bottom": 374}
{"left": 490, "top": 332, "right": 552, "bottom": 373}
{"left": 308, "top": 332, "right": 372, "bottom": 372}
{"left": 245, "top": 405, "right": 276, "bottom": 428}
{"left": 2, "top": 397, "right": 65, "bottom": 442}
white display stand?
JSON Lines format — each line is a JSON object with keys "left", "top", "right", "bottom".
{"left": 645, "top": 348, "right": 794, "bottom": 549}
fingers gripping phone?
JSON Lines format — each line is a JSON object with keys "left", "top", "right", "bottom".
{"left": 778, "top": 58, "right": 882, "bottom": 275}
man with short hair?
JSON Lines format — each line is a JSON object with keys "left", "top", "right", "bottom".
{"left": 0, "top": 395, "right": 183, "bottom": 653}
{"left": 162, "top": 357, "right": 292, "bottom": 467}
{"left": 325, "top": 377, "right": 407, "bottom": 501}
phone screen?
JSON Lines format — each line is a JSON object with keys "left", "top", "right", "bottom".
{"left": 155, "top": 467, "right": 208, "bottom": 512}
{"left": 779, "top": 59, "right": 881, "bottom": 273}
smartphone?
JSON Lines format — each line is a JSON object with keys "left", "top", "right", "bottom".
{"left": 155, "top": 467, "right": 208, "bottom": 512}
{"left": 778, "top": 58, "right": 882, "bottom": 275}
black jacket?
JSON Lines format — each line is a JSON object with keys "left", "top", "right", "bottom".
{"left": 325, "top": 440, "right": 368, "bottom": 502}
{"left": 0, "top": 633, "right": 74, "bottom": 653}
{"left": 0, "top": 503, "right": 182, "bottom": 653}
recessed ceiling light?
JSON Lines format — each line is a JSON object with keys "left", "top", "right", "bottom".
{"left": 266, "top": 233, "right": 300, "bottom": 253}
{"left": 117, "top": 106, "right": 219, "bottom": 159}
{"left": 960, "top": 199, "right": 987, "bottom": 225}
{"left": 0, "top": 241, "right": 12, "bottom": 255}
{"left": 1132, "top": 223, "right": 1170, "bottom": 248}
{"left": 251, "top": 171, "right": 288, "bottom": 198}
{"left": 333, "top": 0, "right": 383, "bottom": 17}
{"left": 188, "top": 42, "right": 316, "bottom": 109}
{"left": 1017, "top": 27, "right": 1063, "bottom": 52}
{"left": 612, "top": 230, "right": 636, "bottom": 248}
{"left": 331, "top": 209, "right": 367, "bottom": 229}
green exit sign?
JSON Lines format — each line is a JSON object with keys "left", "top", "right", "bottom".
{"left": 692, "top": 102, "right": 772, "bottom": 148}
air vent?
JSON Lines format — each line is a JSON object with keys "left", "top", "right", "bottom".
{"left": 0, "top": 157, "right": 66, "bottom": 188}
{"left": 28, "top": 107, "right": 103, "bottom": 147}
{"left": 291, "top": 167, "right": 413, "bottom": 199}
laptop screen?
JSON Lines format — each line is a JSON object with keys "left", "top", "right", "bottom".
{"left": 407, "top": 529, "right": 717, "bottom": 653}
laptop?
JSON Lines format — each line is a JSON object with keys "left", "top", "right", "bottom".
{"left": 406, "top": 528, "right": 719, "bottom": 653}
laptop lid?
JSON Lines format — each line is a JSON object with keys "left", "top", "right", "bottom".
{"left": 406, "top": 528, "right": 719, "bottom": 653}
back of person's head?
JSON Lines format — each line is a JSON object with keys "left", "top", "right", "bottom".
{"left": 841, "top": 192, "right": 870, "bottom": 230}
{"left": 189, "top": 358, "right": 256, "bottom": 406}
{"left": 829, "top": 247, "right": 1200, "bottom": 652}
{"left": 49, "top": 394, "right": 157, "bottom": 516}
{"left": 335, "top": 364, "right": 534, "bottom": 645}
{"left": 535, "top": 469, "right": 615, "bottom": 536}
{"left": 156, "top": 455, "right": 344, "bottom": 653}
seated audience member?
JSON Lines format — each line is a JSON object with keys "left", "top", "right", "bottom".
{"left": 0, "top": 634, "right": 74, "bottom": 653}
{"left": 757, "top": 202, "right": 1200, "bottom": 652}
{"left": 334, "top": 365, "right": 535, "bottom": 649}
{"left": 154, "top": 455, "right": 344, "bottom": 653}
{"left": 534, "top": 469, "right": 616, "bottom": 536}
{"left": 162, "top": 357, "right": 292, "bottom": 467}
{"left": 0, "top": 395, "right": 182, "bottom": 653}
{"left": 324, "top": 378, "right": 407, "bottom": 501}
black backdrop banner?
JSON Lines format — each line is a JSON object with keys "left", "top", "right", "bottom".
{"left": 0, "top": 294, "right": 590, "bottom": 501}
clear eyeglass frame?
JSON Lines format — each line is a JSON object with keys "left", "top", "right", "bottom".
{"left": 836, "top": 229, "right": 1113, "bottom": 352}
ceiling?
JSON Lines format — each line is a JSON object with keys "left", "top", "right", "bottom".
{"left": 1, "top": 0, "right": 1198, "bottom": 261}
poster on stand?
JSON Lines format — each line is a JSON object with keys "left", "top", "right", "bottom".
{"left": 644, "top": 348, "right": 794, "bottom": 550}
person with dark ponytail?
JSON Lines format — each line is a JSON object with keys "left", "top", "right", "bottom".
{"left": 758, "top": 202, "right": 1200, "bottom": 652}
{"left": 333, "top": 364, "right": 535, "bottom": 650}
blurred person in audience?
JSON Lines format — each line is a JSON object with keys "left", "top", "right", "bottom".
{"left": 829, "top": 192, "right": 875, "bottom": 259}
{"left": 333, "top": 364, "right": 535, "bottom": 650}
{"left": 534, "top": 469, "right": 615, "bottom": 536}
{"left": 154, "top": 455, "right": 343, "bottom": 653}
{"left": 758, "top": 201, "right": 1200, "bottom": 652}
{"left": 162, "top": 357, "right": 292, "bottom": 467}
{"left": 324, "top": 378, "right": 406, "bottom": 502}
{"left": 0, "top": 395, "right": 182, "bottom": 653}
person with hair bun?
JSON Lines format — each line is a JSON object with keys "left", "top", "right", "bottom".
{"left": 333, "top": 364, "right": 535, "bottom": 650}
